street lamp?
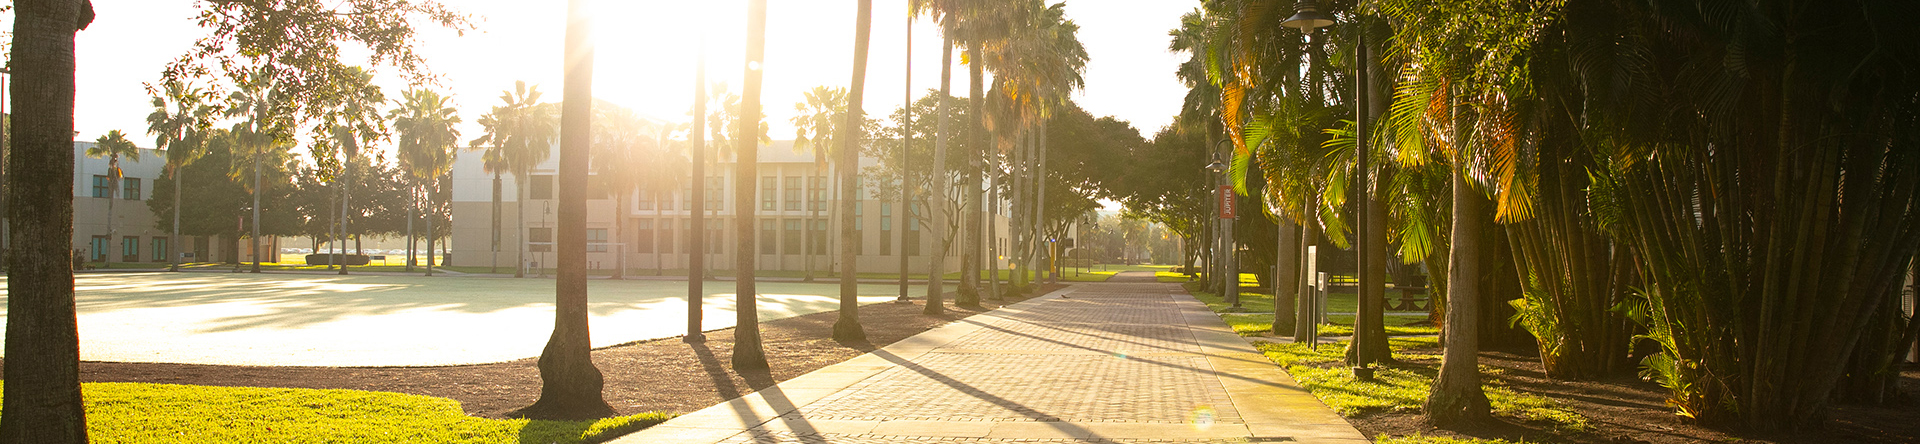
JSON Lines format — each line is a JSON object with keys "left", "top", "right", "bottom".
{"left": 1283, "top": 0, "right": 1375, "bottom": 380}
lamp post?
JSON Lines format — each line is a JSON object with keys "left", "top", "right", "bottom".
{"left": 1284, "top": 0, "right": 1375, "bottom": 379}
{"left": 1205, "top": 143, "right": 1239, "bottom": 310}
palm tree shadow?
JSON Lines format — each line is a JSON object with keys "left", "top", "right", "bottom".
{"left": 688, "top": 341, "right": 742, "bottom": 400}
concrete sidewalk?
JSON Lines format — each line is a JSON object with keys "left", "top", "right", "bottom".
{"left": 611, "top": 278, "right": 1367, "bottom": 443}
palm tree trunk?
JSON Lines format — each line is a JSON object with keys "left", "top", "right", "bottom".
{"left": 1294, "top": 192, "right": 1321, "bottom": 341}
{"left": 171, "top": 165, "right": 182, "bottom": 272}
{"left": 406, "top": 182, "right": 416, "bottom": 272}
{"left": 686, "top": 42, "right": 707, "bottom": 343}
{"left": 987, "top": 169, "right": 1000, "bottom": 300}
{"left": 3, "top": 1, "right": 89, "bottom": 439}
{"left": 923, "top": 37, "right": 953, "bottom": 315}
{"left": 896, "top": 8, "right": 912, "bottom": 302}
{"left": 831, "top": 0, "right": 873, "bottom": 343}
{"left": 1273, "top": 212, "right": 1300, "bottom": 335}
{"left": 732, "top": 0, "right": 771, "bottom": 371}
{"left": 514, "top": 0, "right": 614, "bottom": 419}
{"left": 250, "top": 148, "right": 262, "bottom": 273}
{"left": 955, "top": 38, "right": 984, "bottom": 308}
{"left": 491, "top": 171, "right": 500, "bottom": 274}
{"left": 516, "top": 178, "right": 527, "bottom": 278}
{"left": 1035, "top": 118, "right": 1049, "bottom": 282}
{"left": 340, "top": 157, "right": 352, "bottom": 275}
{"left": 613, "top": 190, "right": 625, "bottom": 279}
{"left": 105, "top": 172, "right": 115, "bottom": 269}
{"left": 1426, "top": 170, "right": 1491, "bottom": 425}
{"left": 425, "top": 181, "right": 435, "bottom": 277}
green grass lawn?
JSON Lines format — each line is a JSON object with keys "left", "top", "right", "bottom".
{"left": 9, "top": 382, "right": 670, "bottom": 443}
{"left": 1186, "top": 283, "right": 1440, "bottom": 337}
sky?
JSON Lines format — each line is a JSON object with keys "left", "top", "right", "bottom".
{"left": 66, "top": 0, "right": 1196, "bottom": 157}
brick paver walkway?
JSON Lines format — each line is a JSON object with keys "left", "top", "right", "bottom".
{"left": 612, "top": 273, "right": 1367, "bottom": 443}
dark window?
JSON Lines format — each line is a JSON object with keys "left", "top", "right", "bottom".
{"left": 809, "top": 219, "right": 828, "bottom": 255}
{"left": 587, "top": 228, "right": 608, "bottom": 252}
{"left": 637, "top": 191, "right": 654, "bottom": 210}
{"left": 122, "top": 177, "right": 142, "bottom": 200}
{"left": 635, "top": 220, "right": 654, "bottom": 253}
{"left": 808, "top": 176, "right": 827, "bottom": 211}
{"left": 151, "top": 237, "right": 168, "bottom": 262}
{"left": 760, "top": 220, "right": 777, "bottom": 254}
{"left": 784, "top": 177, "right": 802, "bottom": 211}
{"left": 705, "top": 176, "right": 724, "bottom": 210}
{"left": 530, "top": 228, "right": 553, "bottom": 252}
{"left": 761, "top": 177, "right": 777, "bottom": 211}
{"left": 784, "top": 219, "right": 803, "bottom": 254}
{"left": 92, "top": 175, "right": 111, "bottom": 198}
{"left": 659, "top": 220, "right": 674, "bottom": 254}
{"left": 530, "top": 175, "right": 555, "bottom": 200}
{"left": 122, "top": 236, "right": 140, "bottom": 262}
{"left": 90, "top": 236, "right": 108, "bottom": 261}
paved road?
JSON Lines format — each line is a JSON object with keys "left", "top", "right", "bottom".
{"left": 0, "top": 272, "right": 919, "bottom": 367}
{"left": 614, "top": 274, "right": 1367, "bottom": 443}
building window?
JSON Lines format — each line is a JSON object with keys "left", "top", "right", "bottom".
{"left": 122, "top": 236, "right": 140, "bottom": 262}
{"left": 853, "top": 216, "right": 864, "bottom": 255}
{"left": 587, "top": 228, "right": 608, "bottom": 252}
{"left": 681, "top": 219, "right": 692, "bottom": 253}
{"left": 92, "top": 175, "right": 111, "bottom": 198}
{"left": 705, "top": 176, "right": 724, "bottom": 210}
{"left": 706, "top": 219, "right": 725, "bottom": 254}
{"left": 529, "top": 228, "right": 553, "bottom": 252}
{"left": 682, "top": 178, "right": 694, "bottom": 210}
{"left": 809, "top": 219, "right": 828, "bottom": 255}
{"left": 529, "top": 175, "right": 555, "bottom": 200}
{"left": 660, "top": 189, "right": 674, "bottom": 211}
{"left": 760, "top": 220, "right": 777, "bottom": 254}
{"left": 762, "top": 176, "right": 777, "bottom": 211}
{"left": 122, "top": 178, "right": 142, "bottom": 200}
{"left": 635, "top": 220, "right": 654, "bottom": 253}
{"left": 880, "top": 203, "right": 892, "bottom": 256}
{"left": 151, "top": 237, "right": 168, "bottom": 262}
{"left": 90, "top": 236, "right": 108, "bottom": 261}
{"left": 784, "top": 219, "right": 802, "bottom": 254}
{"left": 808, "top": 176, "right": 827, "bottom": 211}
{"left": 784, "top": 177, "right": 802, "bottom": 211}
{"left": 659, "top": 219, "right": 674, "bottom": 254}
{"left": 636, "top": 191, "right": 654, "bottom": 211}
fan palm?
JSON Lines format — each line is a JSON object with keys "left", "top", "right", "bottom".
{"left": 831, "top": 0, "right": 876, "bottom": 343}
{"left": 145, "top": 80, "right": 213, "bottom": 272}
{"left": 590, "top": 101, "right": 656, "bottom": 279}
{"left": 470, "top": 81, "right": 558, "bottom": 278}
{"left": 390, "top": 88, "right": 461, "bottom": 276}
{"left": 85, "top": 130, "right": 139, "bottom": 268}
{"left": 792, "top": 85, "right": 846, "bottom": 283}
{"left": 224, "top": 68, "right": 295, "bottom": 273}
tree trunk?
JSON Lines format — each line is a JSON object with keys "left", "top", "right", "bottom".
{"left": 513, "top": 0, "right": 613, "bottom": 419}
{"left": 613, "top": 190, "right": 625, "bottom": 279}
{"left": 1295, "top": 192, "right": 1321, "bottom": 342}
{"left": 105, "top": 169, "right": 114, "bottom": 268}
{"left": 923, "top": 36, "right": 953, "bottom": 315}
{"left": 955, "top": 38, "right": 984, "bottom": 308}
{"left": 339, "top": 154, "right": 352, "bottom": 275}
{"left": 1035, "top": 119, "right": 1049, "bottom": 282}
{"left": 425, "top": 180, "right": 436, "bottom": 276}
{"left": 1426, "top": 171, "right": 1491, "bottom": 426}
{"left": 1273, "top": 214, "right": 1300, "bottom": 336}
{"left": 987, "top": 170, "right": 1000, "bottom": 300}
{"left": 407, "top": 182, "right": 417, "bottom": 272}
{"left": 897, "top": 9, "right": 914, "bottom": 303}
{"left": 685, "top": 47, "right": 707, "bottom": 343}
{"left": 2, "top": 0, "right": 90, "bottom": 440}
{"left": 171, "top": 163, "right": 182, "bottom": 271}
{"left": 732, "top": 0, "right": 771, "bottom": 371}
{"left": 516, "top": 178, "right": 527, "bottom": 278}
{"left": 250, "top": 148, "right": 261, "bottom": 273}
{"left": 832, "top": 0, "right": 872, "bottom": 343}
{"left": 490, "top": 171, "right": 500, "bottom": 274}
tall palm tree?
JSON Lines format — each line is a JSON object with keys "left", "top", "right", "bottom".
{"left": 469, "top": 111, "right": 512, "bottom": 274}
{"left": 5, "top": 3, "right": 97, "bottom": 440}
{"left": 471, "top": 82, "right": 558, "bottom": 278}
{"left": 320, "top": 66, "right": 386, "bottom": 276}
{"left": 922, "top": 0, "right": 1010, "bottom": 308}
{"left": 733, "top": 0, "right": 772, "bottom": 371}
{"left": 832, "top": 0, "right": 876, "bottom": 343}
{"left": 390, "top": 88, "right": 461, "bottom": 277}
{"left": 590, "top": 101, "right": 654, "bottom": 279}
{"left": 146, "top": 81, "right": 213, "bottom": 273}
{"left": 923, "top": 31, "right": 955, "bottom": 315}
{"left": 225, "top": 68, "right": 293, "bottom": 273}
{"left": 513, "top": 0, "right": 614, "bottom": 419}
{"left": 86, "top": 130, "right": 139, "bottom": 268}
{"left": 792, "top": 86, "right": 846, "bottom": 282}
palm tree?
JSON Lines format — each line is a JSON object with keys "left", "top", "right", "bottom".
{"left": 5, "top": 3, "right": 96, "bottom": 440}
{"left": 792, "top": 86, "right": 846, "bottom": 283}
{"left": 590, "top": 101, "right": 654, "bottom": 279}
{"left": 922, "top": 31, "right": 955, "bottom": 315}
{"left": 733, "top": 0, "right": 772, "bottom": 371}
{"left": 147, "top": 81, "right": 213, "bottom": 272}
{"left": 225, "top": 68, "right": 293, "bottom": 273}
{"left": 922, "top": 0, "right": 1010, "bottom": 308}
{"left": 321, "top": 66, "right": 386, "bottom": 276}
{"left": 469, "top": 111, "right": 511, "bottom": 274}
{"left": 471, "top": 82, "right": 558, "bottom": 278}
{"left": 513, "top": 0, "right": 614, "bottom": 420}
{"left": 831, "top": 0, "right": 876, "bottom": 343}
{"left": 390, "top": 88, "right": 461, "bottom": 277}
{"left": 85, "top": 130, "right": 138, "bottom": 268}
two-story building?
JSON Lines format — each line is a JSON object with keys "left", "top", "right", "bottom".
{"left": 71, "top": 141, "right": 277, "bottom": 265}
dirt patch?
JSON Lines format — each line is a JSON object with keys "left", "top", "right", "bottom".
{"left": 1347, "top": 344, "right": 1920, "bottom": 443}
{"left": 70, "top": 284, "right": 1065, "bottom": 418}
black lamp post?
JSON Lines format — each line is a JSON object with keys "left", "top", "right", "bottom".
{"left": 1284, "top": 1, "right": 1374, "bottom": 379}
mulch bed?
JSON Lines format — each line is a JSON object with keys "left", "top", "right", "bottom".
{"left": 72, "top": 284, "right": 1064, "bottom": 419}
{"left": 1351, "top": 342, "right": 1920, "bottom": 444}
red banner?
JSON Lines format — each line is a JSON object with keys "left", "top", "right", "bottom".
{"left": 1218, "top": 185, "right": 1236, "bottom": 219}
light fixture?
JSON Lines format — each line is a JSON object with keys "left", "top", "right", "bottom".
{"left": 1205, "top": 154, "right": 1226, "bottom": 173}
{"left": 1280, "top": 1, "right": 1335, "bottom": 34}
